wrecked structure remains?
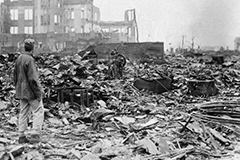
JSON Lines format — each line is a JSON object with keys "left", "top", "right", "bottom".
{"left": 234, "top": 37, "right": 240, "bottom": 51}
{"left": 1, "top": 46, "right": 240, "bottom": 159}
{"left": 89, "top": 42, "right": 164, "bottom": 61}
{"left": 1, "top": 0, "right": 240, "bottom": 159}
{"left": 0, "top": 0, "right": 138, "bottom": 53}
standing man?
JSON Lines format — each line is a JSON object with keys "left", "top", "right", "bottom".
{"left": 13, "top": 38, "right": 44, "bottom": 144}
{"left": 108, "top": 49, "right": 126, "bottom": 79}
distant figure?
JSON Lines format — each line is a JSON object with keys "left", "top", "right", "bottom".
{"left": 109, "top": 49, "right": 126, "bottom": 79}
{"left": 13, "top": 38, "right": 44, "bottom": 144}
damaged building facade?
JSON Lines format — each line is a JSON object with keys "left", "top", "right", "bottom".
{"left": 0, "top": 0, "right": 138, "bottom": 53}
{"left": 234, "top": 37, "right": 240, "bottom": 51}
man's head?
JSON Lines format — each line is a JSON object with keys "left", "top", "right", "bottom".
{"left": 24, "top": 38, "right": 35, "bottom": 52}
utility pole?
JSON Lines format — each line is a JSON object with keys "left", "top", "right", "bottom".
{"left": 133, "top": 9, "right": 139, "bottom": 42}
{"left": 191, "top": 37, "right": 195, "bottom": 49}
{"left": 182, "top": 35, "right": 185, "bottom": 49}
{"left": 91, "top": 0, "right": 93, "bottom": 31}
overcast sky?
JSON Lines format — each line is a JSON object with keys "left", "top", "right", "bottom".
{"left": 95, "top": 0, "right": 240, "bottom": 49}
{"left": 1, "top": 0, "right": 239, "bottom": 49}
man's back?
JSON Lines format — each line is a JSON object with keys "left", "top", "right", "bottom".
{"left": 14, "top": 53, "right": 40, "bottom": 100}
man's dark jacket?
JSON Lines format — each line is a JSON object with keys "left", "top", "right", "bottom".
{"left": 13, "top": 53, "right": 42, "bottom": 101}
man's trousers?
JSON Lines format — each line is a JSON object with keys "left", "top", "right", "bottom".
{"left": 19, "top": 99, "right": 44, "bottom": 134}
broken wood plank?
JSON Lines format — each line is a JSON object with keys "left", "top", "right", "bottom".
{"left": 208, "top": 128, "right": 231, "bottom": 145}
{"left": 191, "top": 112, "right": 240, "bottom": 125}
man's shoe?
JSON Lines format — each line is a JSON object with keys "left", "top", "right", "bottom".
{"left": 29, "top": 134, "right": 41, "bottom": 144}
{"left": 18, "top": 135, "right": 30, "bottom": 144}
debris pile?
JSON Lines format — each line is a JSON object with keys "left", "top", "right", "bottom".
{"left": 0, "top": 51, "right": 240, "bottom": 159}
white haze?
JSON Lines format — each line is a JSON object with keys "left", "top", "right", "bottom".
{"left": 95, "top": 0, "right": 240, "bottom": 49}
{"left": 1, "top": 0, "right": 240, "bottom": 49}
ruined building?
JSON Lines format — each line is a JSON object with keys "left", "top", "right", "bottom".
{"left": 0, "top": 0, "right": 138, "bottom": 53}
{"left": 234, "top": 37, "right": 240, "bottom": 51}
{"left": 100, "top": 9, "right": 138, "bottom": 43}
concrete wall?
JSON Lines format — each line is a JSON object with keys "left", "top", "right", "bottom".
{"left": 34, "top": 0, "right": 65, "bottom": 34}
{"left": 0, "top": 4, "right": 3, "bottom": 34}
{"left": 93, "top": 42, "right": 164, "bottom": 61}
{"left": 234, "top": 37, "right": 240, "bottom": 51}
{"left": 64, "top": 3, "right": 100, "bottom": 33}
{"left": 7, "top": 0, "right": 34, "bottom": 34}
{"left": 99, "top": 9, "right": 137, "bottom": 43}
{"left": 6, "top": 0, "right": 100, "bottom": 34}
{"left": 1, "top": 0, "right": 137, "bottom": 46}
{"left": 0, "top": 29, "right": 138, "bottom": 54}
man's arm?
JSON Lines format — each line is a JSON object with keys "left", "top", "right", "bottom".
{"left": 27, "top": 58, "right": 42, "bottom": 101}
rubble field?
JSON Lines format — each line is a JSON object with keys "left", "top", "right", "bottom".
{"left": 1, "top": 51, "right": 240, "bottom": 160}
